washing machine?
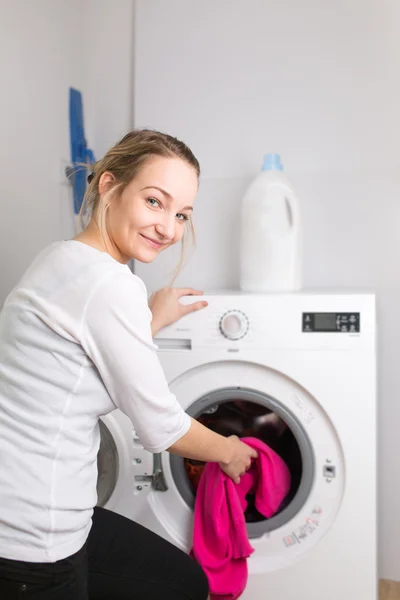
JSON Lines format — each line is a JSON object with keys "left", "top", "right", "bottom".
{"left": 97, "top": 293, "right": 377, "bottom": 600}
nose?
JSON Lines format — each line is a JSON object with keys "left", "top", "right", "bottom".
{"left": 155, "top": 212, "right": 176, "bottom": 241}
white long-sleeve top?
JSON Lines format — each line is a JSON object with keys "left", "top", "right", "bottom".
{"left": 0, "top": 240, "right": 191, "bottom": 563}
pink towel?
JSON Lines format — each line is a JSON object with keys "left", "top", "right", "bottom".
{"left": 191, "top": 437, "right": 291, "bottom": 600}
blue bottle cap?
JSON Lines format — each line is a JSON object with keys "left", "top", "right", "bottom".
{"left": 262, "top": 153, "right": 283, "bottom": 171}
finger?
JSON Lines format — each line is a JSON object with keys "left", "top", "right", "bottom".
{"left": 176, "top": 288, "right": 204, "bottom": 297}
{"left": 250, "top": 449, "right": 258, "bottom": 459}
{"left": 182, "top": 301, "right": 208, "bottom": 315}
{"left": 234, "top": 476, "right": 241, "bottom": 484}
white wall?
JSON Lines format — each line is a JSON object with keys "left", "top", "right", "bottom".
{"left": 84, "top": 0, "right": 134, "bottom": 159}
{"left": 134, "top": 0, "right": 400, "bottom": 580}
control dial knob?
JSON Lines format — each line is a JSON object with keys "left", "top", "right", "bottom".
{"left": 219, "top": 310, "right": 249, "bottom": 340}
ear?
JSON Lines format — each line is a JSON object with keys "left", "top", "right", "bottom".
{"left": 98, "top": 171, "right": 116, "bottom": 196}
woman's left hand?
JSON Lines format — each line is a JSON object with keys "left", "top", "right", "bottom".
{"left": 149, "top": 287, "right": 208, "bottom": 336}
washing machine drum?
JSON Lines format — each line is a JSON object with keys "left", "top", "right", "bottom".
{"left": 170, "top": 387, "right": 314, "bottom": 539}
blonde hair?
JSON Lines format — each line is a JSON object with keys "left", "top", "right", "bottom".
{"left": 80, "top": 129, "right": 200, "bottom": 277}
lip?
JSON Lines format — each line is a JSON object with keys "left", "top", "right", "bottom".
{"left": 140, "top": 233, "right": 165, "bottom": 249}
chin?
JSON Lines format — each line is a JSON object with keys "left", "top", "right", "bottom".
{"left": 134, "top": 256, "right": 157, "bottom": 264}
{"left": 131, "top": 249, "right": 160, "bottom": 264}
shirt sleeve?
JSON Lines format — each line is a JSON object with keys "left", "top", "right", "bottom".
{"left": 80, "top": 269, "right": 191, "bottom": 453}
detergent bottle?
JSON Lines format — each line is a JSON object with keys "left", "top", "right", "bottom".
{"left": 240, "top": 153, "right": 302, "bottom": 292}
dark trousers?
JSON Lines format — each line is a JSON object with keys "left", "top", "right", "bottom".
{"left": 0, "top": 507, "right": 209, "bottom": 599}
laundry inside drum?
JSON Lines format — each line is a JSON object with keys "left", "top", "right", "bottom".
{"left": 184, "top": 400, "right": 302, "bottom": 522}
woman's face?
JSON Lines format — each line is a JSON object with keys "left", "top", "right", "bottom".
{"left": 100, "top": 156, "right": 198, "bottom": 263}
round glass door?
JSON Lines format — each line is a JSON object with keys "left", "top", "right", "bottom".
{"left": 170, "top": 387, "right": 314, "bottom": 538}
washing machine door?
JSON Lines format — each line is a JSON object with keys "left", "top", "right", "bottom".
{"left": 97, "top": 418, "right": 119, "bottom": 508}
{"left": 144, "top": 359, "right": 345, "bottom": 573}
{"left": 97, "top": 410, "right": 154, "bottom": 519}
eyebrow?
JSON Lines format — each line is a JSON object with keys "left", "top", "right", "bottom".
{"left": 141, "top": 186, "right": 194, "bottom": 211}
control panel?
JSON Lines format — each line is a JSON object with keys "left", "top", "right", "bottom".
{"left": 155, "top": 294, "right": 374, "bottom": 351}
{"left": 302, "top": 312, "right": 360, "bottom": 333}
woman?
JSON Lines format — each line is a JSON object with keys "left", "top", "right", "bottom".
{"left": 0, "top": 129, "right": 257, "bottom": 599}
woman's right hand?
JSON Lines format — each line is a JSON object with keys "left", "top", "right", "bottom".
{"left": 219, "top": 436, "right": 258, "bottom": 484}
{"left": 168, "top": 419, "right": 258, "bottom": 482}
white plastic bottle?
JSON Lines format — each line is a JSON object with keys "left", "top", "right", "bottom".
{"left": 240, "top": 154, "right": 302, "bottom": 292}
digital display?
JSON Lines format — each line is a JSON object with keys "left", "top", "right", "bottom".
{"left": 314, "top": 313, "right": 337, "bottom": 331}
{"left": 302, "top": 312, "right": 360, "bottom": 333}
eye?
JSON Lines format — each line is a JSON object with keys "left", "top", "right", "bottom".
{"left": 176, "top": 213, "right": 189, "bottom": 222}
{"left": 146, "top": 197, "right": 161, "bottom": 208}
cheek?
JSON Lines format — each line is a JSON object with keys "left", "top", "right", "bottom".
{"left": 173, "top": 225, "right": 186, "bottom": 244}
{"left": 115, "top": 202, "right": 144, "bottom": 234}
{"left": 110, "top": 197, "right": 129, "bottom": 224}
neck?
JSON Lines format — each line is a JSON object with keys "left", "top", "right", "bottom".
{"left": 73, "top": 219, "right": 126, "bottom": 264}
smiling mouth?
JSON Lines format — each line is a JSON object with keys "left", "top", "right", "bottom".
{"left": 140, "top": 234, "right": 165, "bottom": 249}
